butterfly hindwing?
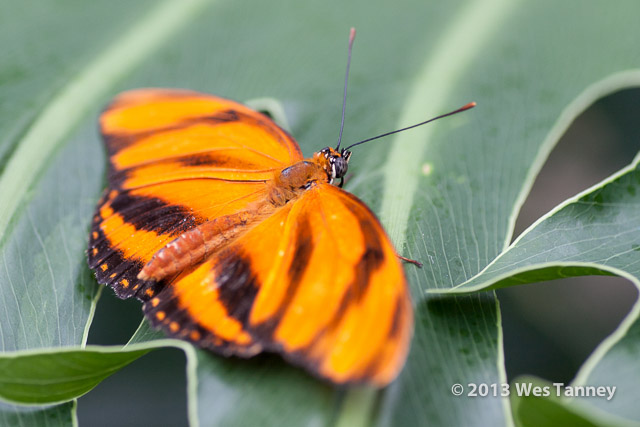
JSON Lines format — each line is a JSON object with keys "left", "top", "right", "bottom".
{"left": 89, "top": 89, "right": 303, "bottom": 301}
{"left": 142, "top": 184, "right": 413, "bottom": 385}
{"left": 254, "top": 185, "right": 413, "bottom": 385}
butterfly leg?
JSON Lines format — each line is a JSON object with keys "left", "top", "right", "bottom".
{"left": 397, "top": 254, "right": 422, "bottom": 268}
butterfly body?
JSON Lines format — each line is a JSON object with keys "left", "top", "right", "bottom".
{"left": 139, "top": 148, "right": 346, "bottom": 281}
{"left": 89, "top": 89, "right": 412, "bottom": 386}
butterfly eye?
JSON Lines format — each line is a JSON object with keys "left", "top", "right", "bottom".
{"left": 332, "top": 156, "right": 349, "bottom": 179}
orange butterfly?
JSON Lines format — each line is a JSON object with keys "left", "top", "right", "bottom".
{"left": 88, "top": 32, "right": 474, "bottom": 386}
{"left": 88, "top": 87, "right": 412, "bottom": 385}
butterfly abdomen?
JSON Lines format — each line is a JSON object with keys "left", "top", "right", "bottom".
{"left": 138, "top": 209, "right": 263, "bottom": 282}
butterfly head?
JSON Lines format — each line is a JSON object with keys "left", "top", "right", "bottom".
{"left": 315, "top": 147, "right": 352, "bottom": 184}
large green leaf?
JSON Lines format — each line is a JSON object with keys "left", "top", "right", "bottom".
{"left": 1, "top": 0, "right": 640, "bottom": 426}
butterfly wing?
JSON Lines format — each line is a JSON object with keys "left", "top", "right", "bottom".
{"left": 144, "top": 183, "right": 413, "bottom": 385}
{"left": 89, "top": 89, "right": 303, "bottom": 301}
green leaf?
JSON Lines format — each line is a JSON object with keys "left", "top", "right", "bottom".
{"left": 1, "top": 0, "right": 640, "bottom": 426}
{"left": 0, "top": 347, "right": 148, "bottom": 405}
{"left": 437, "top": 155, "right": 640, "bottom": 294}
{"left": 573, "top": 318, "right": 640, "bottom": 422}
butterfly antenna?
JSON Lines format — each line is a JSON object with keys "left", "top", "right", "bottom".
{"left": 343, "top": 102, "right": 476, "bottom": 151}
{"left": 336, "top": 27, "right": 356, "bottom": 151}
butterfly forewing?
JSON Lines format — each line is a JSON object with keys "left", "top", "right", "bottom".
{"left": 89, "top": 89, "right": 302, "bottom": 300}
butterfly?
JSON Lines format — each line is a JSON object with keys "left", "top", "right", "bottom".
{"left": 87, "top": 87, "right": 417, "bottom": 386}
